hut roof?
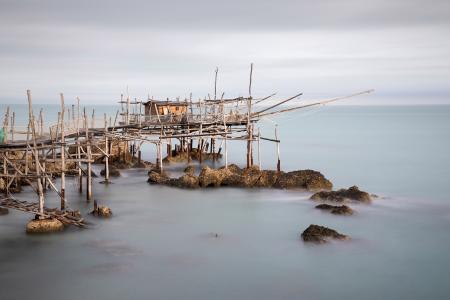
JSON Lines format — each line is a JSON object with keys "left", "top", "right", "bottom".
{"left": 143, "top": 100, "right": 188, "bottom": 106}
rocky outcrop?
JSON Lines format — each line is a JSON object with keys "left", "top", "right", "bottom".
{"left": 275, "top": 170, "right": 332, "bottom": 190}
{"left": 315, "top": 204, "right": 354, "bottom": 215}
{"left": 198, "top": 166, "right": 234, "bottom": 187}
{"left": 168, "top": 174, "right": 199, "bottom": 188}
{"left": 26, "top": 218, "right": 64, "bottom": 233}
{"left": 147, "top": 170, "right": 169, "bottom": 184}
{"left": 301, "top": 224, "right": 349, "bottom": 243}
{"left": 149, "top": 165, "right": 333, "bottom": 191}
{"left": 0, "top": 207, "right": 9, "bottom": 215}
{"left": 311, "top": 186, "right": 371, "bottom": 203}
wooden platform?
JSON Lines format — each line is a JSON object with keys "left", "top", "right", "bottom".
{"left": 0, "top": 197, "right": 86, "bottom": 227}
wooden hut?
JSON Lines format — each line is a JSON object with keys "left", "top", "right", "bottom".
{"left": 143, "top": 100, "right": 188, "bottom": 117}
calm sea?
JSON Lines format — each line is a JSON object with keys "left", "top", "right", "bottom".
{"left": 1, "top": 104, "right": 449, "bottom": 300}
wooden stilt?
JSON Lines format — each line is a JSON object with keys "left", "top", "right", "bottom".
{"left": 104, "top": 113, "right": 109, "bottom": 183}
{"left": 275, "top": 125, "right": 281, "bottom": 172}
{"left": 84, "top": 108, "right": 92, "bottom": 201}
{"left": 27, "top": 90, "right": 45, "bottom": 217}
{"left": 60, "top": 93, "right": 66, "bottom": 210}
{"left": 257, "top": 127, "right": 261, "bottom": 170}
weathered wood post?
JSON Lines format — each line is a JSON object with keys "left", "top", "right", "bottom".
{"left": 77, "top": 97, "right": 82, "bottom": 193}
{"left": 246, "top": 63, "right": 254, "bottom": 168}
{"left": 60, "top": 93, "right": 66, "bottom": 210}
{"left": 223, "top": 110, "right": 228, "bottom": 169}
{"left": 25, "top": 122, "right": 30, "bottom": 175}
{"left": 27, "top": 90, "right": 44, "bottom": 217}
{"left": 2, "top": 155, "right": 7, "bottom": 196}
{"left": 104, "top": 113, "right": 110, "bottom": 183}
{"left": 257, "top": 127, "right": 261, "bottom": 170}
{"left": 158, "top": 142, "right": 163, "bottom": 171}
{"left": 39, "top": 108, "right": 44, "bottom": 137}
{"left": 84, "top": 108, "right": 93, "bottom": 201}
{"left": 275, "top": 125, "right": 281, "bottom": 172}
{"left": 11, "top": 112, "right": 15, "bottom": 142}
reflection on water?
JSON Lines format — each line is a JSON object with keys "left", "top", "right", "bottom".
{"left": 1, "top": 105, "right": 450, "bottom": 300}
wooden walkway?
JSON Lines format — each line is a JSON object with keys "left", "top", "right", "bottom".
{"left": 0, "top": 197, "right": 86, "bottom": 227}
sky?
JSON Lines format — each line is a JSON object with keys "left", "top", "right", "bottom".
{"left": 0, "top": 0, "right": 449, "bottom": 105}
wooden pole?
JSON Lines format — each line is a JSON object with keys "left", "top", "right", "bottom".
{"left": 84, "top": 108, "right": 92, "bottom": 201}
{"left": 214, "top": 67, "right": 218, "bottom": 100}
{"left": 76, "top": 98, "right": 82, "bottom": 193}
{"left": 3, "top": 106, "right": 9, "bottom": 143}
{"left": 25, "top": 122, "right": 30, "bottom": 175}
{"left": 27, "top": 90, "right": 44, "bottom": 217}
{"left": 11, "top": 112, "right": 15, "bottom": 142}
{"left": 249, "top": 63, "right": 253, "bottom": 97}
{"left": 104, "top": 113, "right": 109, "bottom": 183}
{"left": 257, "top": 127, "right": 261, "bottom": 170}
{"left": 39, "top": 108, "right": 43, "bottom": 137}
{"left": 275, "top": 125, "right": 280, "bottom": 172}
{"left": 158, "top": 142, "right": 163, "bottom": 171}
{"left": 91, "top": 109, "right": 95, "bottom": 129}
{"left": 60, "top": 93, "right": 66, "bottom": 210}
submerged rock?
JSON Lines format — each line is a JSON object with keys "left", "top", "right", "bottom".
{"left": 301, "top": 224, "right": 349, "bottom": 243}
{"left": 311, "top": 186, "right": 371, "bottom": 203}
{"left": 92, "top": 206, "right": 112, "bottom": 218}
{"left": 184, "top": 165, "right": 195, "bottom": 175}
{"left": 315, "top": 204, "right": 354, "bottom": 215}
{"left": 26, "top": 218, "right": 64, "bottom": 233}
{"left": 0, "top": 207, "right": 9, "bottom": 215}
{"left": 100, "top": 166, "right": 121, "bottom": 177}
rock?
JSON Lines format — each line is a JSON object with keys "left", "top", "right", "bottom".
{"left": 100, "top": 166, "right": 121, "bottom": 177}
{"left": 311, "top": 186, "right": 371, "bottom": 203}
{"left": 315, "top": 204, "right": 354, "bottom": 215}
{"left": 301, "top": 224, "right": 349, "bottom": 243}
{"left": 275, "top": 170, "right": 333, "bottom": 190}
{"left": 220, "top": 173, "right": 244, "bottom": 186}
{"left": 169, "top": 174, "right": 199, "bottom": 188}
{"left": 26, "top": 218, "right": 64, "bottom": 233}
{"left": 147, "top": 170, "right": 169, "bottom": 184}
{"left": 0, "top": 207, "right": 9, "bottom": 215}
{"left": 148, "top": 164, "right": 334, "bottom": 191}
{"left": 184, "top": 165, "right": 195, "bottom": 175}
{"left": 92, "top": 205, "right": 112, "bottom": 217}
{"left": 219, "top": 164, "right": 242, "bottom": 174}
{"left": 198, "top": 166, "right": 233, "bottom": 187}
{"left": 132, "top": 161, "right": 147, "bottom": 168}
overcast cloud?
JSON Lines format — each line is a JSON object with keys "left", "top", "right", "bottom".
{"left": 1, "top": 0, "right": 449, "bottom": 105}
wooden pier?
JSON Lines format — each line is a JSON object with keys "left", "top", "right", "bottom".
{"left": 0, "top": 65, "right": 373, "bottom": 230}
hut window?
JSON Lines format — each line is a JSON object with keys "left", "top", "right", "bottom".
{"left": 175, "top": 106, "right": 179, "bottom": 111}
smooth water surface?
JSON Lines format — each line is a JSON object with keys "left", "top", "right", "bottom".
{"left": 1, "top": 105, "right": 450, "bottom": 300}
